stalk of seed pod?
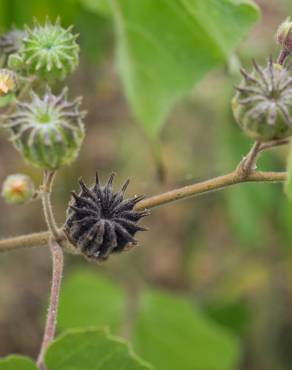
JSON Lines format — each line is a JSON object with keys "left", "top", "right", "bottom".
{"left": 64, "top": 173, "right": 150, "bottom": 261}
{"left": 276, "top": 17, "right": 292, "bottom": 65}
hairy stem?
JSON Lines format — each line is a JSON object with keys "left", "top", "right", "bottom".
{"left": 136, "top": 170, "right": 286, "bottom": 210}
{"left": 37, "top": 240, "right": 64, "bottom": 370}
{"left": 41, "top": 171, "right": 62, "bottom": 242}
{"left": 278, "top": 49, "right": 289, "bottom": 65}
{"left": 37, "top": 170, "right": 64, "bottom": 370}
{"left": 236, "top": 141, "right": 261, "bottom": 178}
{"left": 259, "top": 138, "right": 290, "bottom": 152}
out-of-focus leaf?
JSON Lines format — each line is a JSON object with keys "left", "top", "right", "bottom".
{"left": 79, "top": 0, "right": 259, "bottom": 138}
{"left": 45, "top": 328, "right": 153, "bottom": 370}
{"left": 0, "top": 356, "right": 37, "bottom": 370}
{"left": 284, "top": 144, "right": 292, "bottom": 201}
{"left": 76, "top": 9, "right": 112, "bottom": 64}
{"left": 133, "top": 290, "right": 241, "bottom": 370}
{"left": 0, "top": 0, "right": 79, "bottom": 28}
{"left": 78, "top": 0, "right": 111, "bottom": 16}
{"left": 58, "top": 270, "right": 125, "bottom": 332}
{"left": 205, "top": 300, "right": 250, "bottom": 336}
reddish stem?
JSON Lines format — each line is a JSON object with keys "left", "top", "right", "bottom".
{"left": 37, "top": 240, "right": 64, "bottom": 370}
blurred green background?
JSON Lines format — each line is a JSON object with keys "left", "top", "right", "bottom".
{"left": 0, "top": 1, "right": 292, "bottom": 369}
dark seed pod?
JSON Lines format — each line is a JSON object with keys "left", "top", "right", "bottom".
{"left": 64, "top": 174, "right": 149, "bottom": 261}
{"left": 232, "top": 58, "right": 292, "bottom": 141}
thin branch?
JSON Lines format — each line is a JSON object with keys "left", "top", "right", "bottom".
{"left": 0, "top": 169, "right": 287, "bottom": 253}
{"left": 0, "top": 231, "right": 51, "bottom": 252}
{"left": 37, "top": 170, "right": 65, "bottom": 370}
{"left": 236, "top": 141, "right": 261, "bottom": 178}
{"left": 259, "top": 138, "right": 290, "bottom": 152}
{"left": 37, "top": 240, "right": 64, "bottom": 370}
{"left": 41, "top": 171, "right": 63, "bottom": 243}
{"left": 136, "top": 170, "right": 287, "bottom": 211}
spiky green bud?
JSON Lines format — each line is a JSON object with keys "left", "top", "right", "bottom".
{"left": 2, "top": 174, "right": 34, "bottom": 204}
{"left": 276, "top": 17, "right": 292, "bottom": 53}
{"left": 18, "top": 17, "right": 79, "bottom": 81}
{"left": 232, "top": 59, "right": 292, "bottom": 141}
{"left": 0, "top": 29, "right": 25, "bottom": 59}
{"left": 5, "top": 87, "right": 86, "bottom": 169}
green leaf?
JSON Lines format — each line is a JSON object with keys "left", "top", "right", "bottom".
{"left": 45, "top": 328, "right": 153, "bottom": 370}
{"left": 58, "top": 270, "right": 125, "bottom": 332}
{"left": 107, "top": 0, "right": 260, "bottom": 138}
{"left": 0, "top": 355, "right": 37, "bottom": 370}
{"left": 285, "top": 143, "right": 292, "bottom": 201}
{"left": 79, "top": 0, "right": 112, "bottom": 16}
{"left": 133, "top": 290, "right": 241, "bottom": 370}
{"left": 76, "top": 9, "right": 112, "bottom": 64}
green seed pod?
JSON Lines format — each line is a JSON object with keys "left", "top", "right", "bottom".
{"left": 2, "top": 174, "right": 34, "bottom": 204}
{"left": 8, "top": 53, "right": 25, "bottom": 71}
{"left": 0, "top": 29, "right": 26, "bottom": 58}
{"left": 232, "top": 59, "right": 292, "bottom": 141}
{"left": 0, "top": 69, "right": 18, "bottom": 96}
{"left": 21, "top": 17, "right": 79, "bottom": 81}
{"left": 276, "top": 17, "right": 292, "bottom": 53}
{"left": 5, "top": 87, "right": 86, "bottom": 169}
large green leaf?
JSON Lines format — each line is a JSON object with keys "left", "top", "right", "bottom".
{"left": 58, "top": 270, "right": 242, "bottom": 369}
{"left": 133, "top": 290, "right": 241, "bottom": 370}
{"left": 45, "top": 328, "right": 153, "bottom": 370}
{"left": 0, "top": 355, "right": 37, "bottom": 370}
{"left": 58, "top": 270, "right": 125, "bottom": 332}
{"left": 79, "top": 0, "right": 111, "bottom": 16}
{"left": 81, "top": 0, "right": 260, "bottom": 137}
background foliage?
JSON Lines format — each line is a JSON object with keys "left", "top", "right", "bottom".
{"left": 0, "top": 0, "right": 292, "bottom": 370}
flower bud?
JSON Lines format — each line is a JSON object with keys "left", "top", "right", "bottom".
{"left": 0, "top": 69, "right": 18, "bottom": 96}
{"left": 276, "top": 17, "right": 292, "bottom": 53}
{"left": 5, "top": 87, "right": 86, "bottom": 170}
{"left": 2, "top": 174, "right": 34, "bottom": 204}
{"left": 232, "top": 58, "right": 292, "bottom": 141}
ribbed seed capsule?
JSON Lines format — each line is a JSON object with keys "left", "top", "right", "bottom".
{"left": 232, "top": 58, "right": 292, "bottom": 141}
{"left": 19, "top": 17, "right": 79, "bottom": 81}
{"left": 64, "top": 173, "right": 149, "bottom": 261}
{"left": 5, "top": 87, "right": 86, "bottom": 169}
